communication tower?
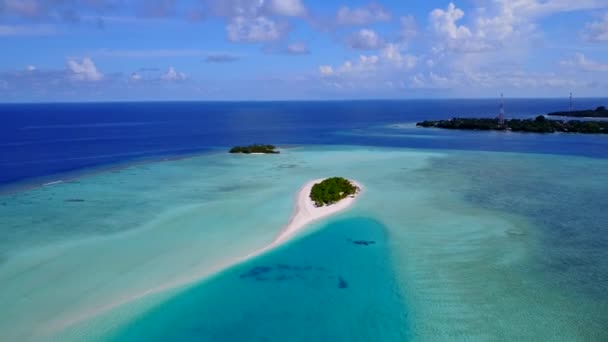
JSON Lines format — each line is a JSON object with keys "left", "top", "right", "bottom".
{"left": 498, "top": 93, "right": 505, "bottom": 127}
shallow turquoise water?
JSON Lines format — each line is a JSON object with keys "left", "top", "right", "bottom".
{"left": 1, "top": 146, "right": 607, "bottom": 340}
{"left": 110, "top": 216, "right": 409, "bottom": 341}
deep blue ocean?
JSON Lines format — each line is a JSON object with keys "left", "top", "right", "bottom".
{"left": 2, "top": 98, "right": 607, "bottom": 186}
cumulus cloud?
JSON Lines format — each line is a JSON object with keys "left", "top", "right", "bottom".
{"left": 0, "top": 61, "right": 120, "bottom": 101}
{"left": 381, "top": 44, "right": 417, "bottom": 69}
{"left": 130, "top": 72, "right": 142, "bottom": 81}
{"left": 317, "top": 49, "right": 422, "bottom": 95}
{"left": 404, "top": 68, "right": 589, "bottom": 93}
{"left": 500, "top": 0, "right": 608, "bottom": 17}
{"left": 202, "top": 0, "right": 306, "bottom": 44}
{"left": 430, "top": 3, "right": 471, "bottom": 40}
{"left": 319, "top": 65, "right": 334, "bottom": 76}
{"left": 582, "top": 13, "right": 608, "bottom": 42}
{"left": 347, "top": 28, "right": 384, "bottom": 50}
{"left": 319, "top": 44, "right": 416, "bottom": 81}
{"left": 429, "top": 3, "right": 489, "bottom": 52}
{"left": 127, "top": 67, "right": 190, "bottom": 83}
{"left": 67, "top": 57, "right": 103, "bottom": 81}
{"left": 398, "top": 15, "right": 417, "bottom": 41}
{"left": 227, "top": 16, "right": 285, "bottom": 42}
{"left": 205, "top": 0, "right": 306, "bottom": 18}
{"left": 560, "top": 53, "right": 608, "bottom": 72}
{"left": 161, "top": 66, "right": 186, "bottom": 81}
{"left": 263, "top": 0, "right": 306, "bottom": 17}
{"left": 336, "top": 3, "right": 391, "bottom": 26}
{"left": 429, "top": 1, "right": 608, "bottom": 54}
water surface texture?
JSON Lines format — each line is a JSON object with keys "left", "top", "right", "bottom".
{"left": 2, "top": 99, "right": 608, "bottom": 185}
{"left": 1, "top": 101, "right": 607, "bottom": 340}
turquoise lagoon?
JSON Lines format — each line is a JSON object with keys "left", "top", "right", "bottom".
{"left": 1, "top": 146, "right": 607, "bottom": 340}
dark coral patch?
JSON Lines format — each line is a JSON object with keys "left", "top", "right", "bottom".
{"left": 337, "top": 277, "right": 348, "bottom": 289}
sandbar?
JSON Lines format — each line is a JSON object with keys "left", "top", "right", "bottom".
{"left": 48, "top": 178, "right": 362, "bottom": 335}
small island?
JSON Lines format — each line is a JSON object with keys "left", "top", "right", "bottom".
{"left": 310, "top": 177, "right": 359, "bottom": 207}
{"left": 547, "top": 106, "right": 608, "bottom": 118}
{"left": 229, "top": 144, "right": 280, "bottom": 154}
{"left": 417, "top": 116, "right": 608, "bottom": 134}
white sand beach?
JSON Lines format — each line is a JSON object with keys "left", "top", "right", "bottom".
{"left": 274, "top": 178, "right": 362, "bottom": 245}
{"left": 243, "top": 178, "right": 362, "bottom": 257}
{"left": 47, "top": 178, "right": 362, "bottom": 336}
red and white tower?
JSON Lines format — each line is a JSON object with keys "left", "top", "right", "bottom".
{"left": 498, "top": 93, "right": 505, "bottom": 127}
{"left": 569, "top": 92, "right": 574, "bottom": 113}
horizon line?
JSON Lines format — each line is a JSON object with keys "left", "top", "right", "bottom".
{"left": 1, "top": 96, "right": 607, "bottom": 105}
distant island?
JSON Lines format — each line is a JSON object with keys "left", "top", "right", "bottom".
{"left": 310, "top": 177, "right": 359, "bottom": 207}
{"left": 417, "top": 116, "right": 608, "bottom": 134}
{"left": 547, "top": 106, "right": 608, "bottom": 118}
{"left": 229, "top": 144, "right": 280, "bottom": 154}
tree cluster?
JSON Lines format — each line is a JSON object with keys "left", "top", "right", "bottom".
{"left": 547, "top": 106, "right": 608, "bottom": 118}
{"left": 417, "top": 116, "right": 608, "bottom": 134}
{"left": 310, "top": 177, "right": 358, "bottom": 207}
{"left": 229, "top": 144, "right": 279, "bottom": 154}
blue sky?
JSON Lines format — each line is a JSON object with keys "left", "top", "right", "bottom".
{"left": 1, "top": 0, "right": 607, "bottom": 102}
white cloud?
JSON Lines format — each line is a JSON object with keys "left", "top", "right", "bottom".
{"left": 318, "top": 44, "right": 416, "bottom": 81}
{"left": 410, "top": 73, "right": 426, "bottom": 88}
{"left": 264, "top": 0, "right": 306, "bottom": 17}
{"left": 203, "top": 0, "right": 305, "bottom": 44}
{"left": 26, "top": 65, "right": 36, "bottom": 72}
{"left": 561, "top": 53, "right": 608, "bottom": 72}
{"left": 399, "top": 15, "right": 418, "bottom": 41}
{"left": 227, "top": 16, "right": 284, "bottom": 42}
{"left": 381, "top": 44, "right": 417, "bottom": 69}
{"left": 67, "top": 58, "right": 103, "bottom": 81}
{"left": 353, "top": 55, "right": 379, "bottom": 70}
{"left": 430, "top": 3, "right": 472, "bottom": 41}
{"left": 319, "top": 55, "right": 379, "bottom": 77}
{"left": 428, "top": 1, "right": 608, "bottom": 54}
{"left": 347, "top": 28, "right": 384, "bottom": 50}
{"left": 161, "top": 66, "right": 186, "bottom": 81}
{"left": 336, "top": 3, "right": 391, "bottom": 26}
{"left": 497, "top": 0, "right": 608, "bottom": 17}
{"left": 582, "top": 13, "right": 608, "bottom": 42}
{"left": 130, "top": 72, "right": 142, "bottom": 81}
{"left": 207, "top": 0, "right": 306, "bottom": 17}
{"left": 429, "top": 3, "right": 490, "bottom": 52}
{"left": 405, "top": 68, "right": 587, "bottom": 92}
{"left": 286, "top": 42, "right": 309, "bottom": 54}
{"left": 319, "top": 65, "right": 334, "bottom": 76}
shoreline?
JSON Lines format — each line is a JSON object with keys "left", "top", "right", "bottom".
{"left": 245, "top": 178, "right": 362, "bottom": 257}
{"left": 48, "top": 178, "right": 362, "bottom": 336}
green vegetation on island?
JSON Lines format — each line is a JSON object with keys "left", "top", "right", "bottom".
{"left": 310, "top": 177, "right": 358, "bottom": 207}
{"left": 229, "top": 144, "right": 280, "bottom": 154}
{"left": 417, "top": 116, "right": 608, "bottom": 134}
{"left": 547, "top": 106, "right": 608, "bottom": 118}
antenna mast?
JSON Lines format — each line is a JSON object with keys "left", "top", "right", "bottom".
{"left": 498, "top": 93, "right": 505, "bottom": 127}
